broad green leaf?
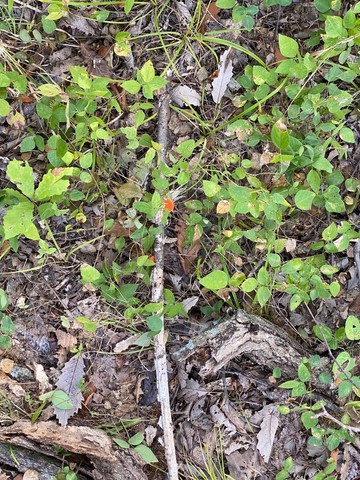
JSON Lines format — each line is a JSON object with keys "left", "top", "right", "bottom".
{"left": 320, "top": 265, "right": 338, "bottom": 276}
{"left": 241, "top": 277, "right": 258, "bottom": 292}
{"left": 38, "top": 83, "right": 62, "bottom": 97}
{"left": 294, "top": 190, "right": 315, "bottom": 210}
{"left": 52, "top": 390, "right": 73, "bottom": 410}
{"left": 121, "top": 80, "right": 141, "bottom": 94}
{"left": 307, "top": 170, "right": 320, "bottom": 194}
{"left": 203, "top": 180, "right": 221, "bottom": 197}
{"left": 140, "top": 61, "right": 155, "bottom": 83}
{"left": 20, "top": 136, "right": 36, "bottom": 153}
{"left": 216, "top": 0, "right": 236, "bottom": 7}
{"left": 80, "top": 265, "right": 101, "bottom": 283}
{"left": 278, "top": 34, "right": 299, "bottom": 58}
{"left": 325, "top": 15, "right": 345, "bottom": 37}
{"left": 0, "top": 290, "right": 8, "bottom": 310}
{"left": 147, "top": 316, "right": 162, "bottom": 333}
{"left": 326, "top": 432, "right": 342, "bottom": 451}
{"left": 0, "top": 99, "right": 10, "bottom": 116}
{"left": 80, "top": 152, "right": 93, "bottom": 169}
{"left": 339, "top": 127, "right": 355, "bottom": 143}
{"left": 338, "top": 380, "right": 353, "bottom": 398}
{"left": 177, "top": 139, "right": 196, "bottom": 158}
{"left": 271, "top": 120, "right": 289, "bottom": 150}
{"left": 329, "top": 281, "right": 340, "bottom": 297}
{"left": 134, "top": 444, "right": 158, "bottom": 464}
{"left": 0, "top": 335, "right": 11, "bottom": 350}
{"left": 301, "top": 411, "right": 318, "bottom": 429}
{"left": 34, "top": 168, "right": 76, "bottom": 201}
{"left": 345, "top": 315, "right": 360, "bottom": 340}
{"left": 128, "top": 433, "right": 143, "bottom": 446}
{"left": 3, "top": 202, "right": 36, "bottom": 240}
{"left": 114, "top": 438, "right": 130, "bottom": 448}
{"left": 7, "top": 160, "right": 34, "bottom": 198}
{"left": 256, "top": 286, "right": 271, "bottom": 307}
{"left": 124, "top": 0, "right": 135, "bottom": 14}
{"left": 200, "top": 270, "right": 228, "bottom": 290}
{"left": 322, "top": 223, "right": 338, "bottom": 241}
{"left": 298, "top": 362, "right": 311, "bottom": 382}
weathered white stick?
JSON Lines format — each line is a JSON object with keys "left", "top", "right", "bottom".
{"left": 152, "top": 93, "right": 179, "bottom": 480}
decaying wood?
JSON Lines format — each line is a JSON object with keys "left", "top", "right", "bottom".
{"left": 0, "top": 421, "right": 146, "bottom": 480}
{"left": 173, "top": 309, "right": 312, "bottom": 378}
{"left": 0, "top": 442, "right": 83, "bottom": 480}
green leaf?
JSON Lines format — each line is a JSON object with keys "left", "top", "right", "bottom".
{"left": 329, "top": 281, "right": 340, "bottom": 297}
{"left": 3, "top": 202, "right": 39, "bottom": 241}
{"left": 20, "top": 136, "right": 36, "bottom": 153}
{"left": 203, "top": 180, "right": 221, "bottom": 197}
{"left": 314, "top": 0, "right": 331, "bottom": 12}
{"left": 278, "top": 34, "right": 299, "bottom": 58}
{"left": 301, "top": 411, "right": 318, "bottom": 429}
{"left": 147, "top": 315, "right": 162, "bottom": 333}
{"left": 338, "top": 380, "right": 353, "bottom": 398}
{"left": 0, "top": 289, "right": 9, "bottom": 311}
{"left": 0, "top": 99, "right": 10, "bottom": 116}
{"left": 322, "top": 223, "right": 338, "bottom": 241}
{"left": 7, "top": 160, "right": 34, "bottom": 198}
{"left": 0, "top": 335, "right": 11, "bottom": 350}
{"left": 52, "top": 390, "right": 73, "bottom": 410}
{"left": 345, "top": 315, "right": 360, "bottom": 340}
{"left": 80, "top": 265, "right": 101, "bottom": 283}
{"left": 1, "top": 316, "right": 15, "bottom": 334}
{"left": 307, "top": 170, "right": 320, "bottom": 194}
{"left": 241, "top": 277, "right": 258, "bottom": 292}
{"left": 177, "top": 139, "right": 196, "bottom": 158}
{"left": 216, "top": 0, "right": 236, "bottom": 7}
{"left": 121, "top": 80, "right": 141, "bottom": 94}
{"left": 326, "top": 432, "right": 342, "bottom": 451}
{"left": 76, "top": 316, "right": 97, "bottom": 333}
{"left": 325, "top": 15, "right": 345, "bottom": 38}
{"left": 298, "top": 362, "right": 311, "bottom": 382}
{"left": 124, "top": 0, "right": 135, "bottom": 14}
{"left": 134, "top": 444, "right": 158, "bottom": 464}
{"left": 200, "top": 270, "right": 228, "bottom": 290}
{"left": 34, "top": 167, "right": 76, "bottom": 201}
{"left": 279, "top": 380, "right": 303, "bottom": 389}
{"left": 339, "top": 127, "right": 355, "bottom": 143}
{"left": 271, "top": 119, "right": 290, "bottom": 149}
{"left": 38, "top": 83, "right": 62, "bottom": 97}
{"left": 128, "top": 432, "right": 143, "bottom": 446}
{"left": 320, "top": 265, "right": 338, "bottom": 276}
{"left": 140, "top": 61, "right": 155, "bottom": 83}
{"left": 257, "top": 286, "right": 271, "bottom": 307}
{"left": 294, "top": 190, "right": 315, "bottom": 210}
{"left": 114, "top": 438, "right": 130, "bottom": 448}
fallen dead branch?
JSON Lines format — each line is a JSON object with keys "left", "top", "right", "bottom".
{"left": 0, "top": 421, "right": 146, "bottom": 480}
{"left": 152, "top": 92, "right": 179, "bottom": 479}
{"left": 173, "top": 309, "right": 313, "bottom": 378}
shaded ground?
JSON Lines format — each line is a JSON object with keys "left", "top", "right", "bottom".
{"left": 1, "top": 1, "right": 360, "bottom": 479}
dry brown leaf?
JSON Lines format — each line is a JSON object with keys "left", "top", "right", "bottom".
{"left": 55, "top": 330, "right": 78, "bottom": 350}
{"left": 0, "top": 358, "right": 14, "bottom": 373}
{"left": 216, "top": 200, "right": 231, "bottom": 214}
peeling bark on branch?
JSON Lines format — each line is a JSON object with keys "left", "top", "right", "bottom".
{"left": 173, "top": 309, "right": 312, "bottom": 378}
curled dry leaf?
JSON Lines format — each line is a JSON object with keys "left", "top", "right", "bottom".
{"left": 55, "top": 354, "right": 85, "bottom": 426}
{"left": 211, "top": 48, "right": 233, "bottom": 104}
{"left": 171, "top": 85, "right": 201, "bottom": 107}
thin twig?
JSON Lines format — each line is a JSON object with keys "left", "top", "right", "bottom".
{"left": 152, "top": 93, "right": 179, "bottom": 480}
{"left": 312, "top": 407, "right": 360, "bottom": 434}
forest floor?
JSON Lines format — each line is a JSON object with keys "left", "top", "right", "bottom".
{"left": 1, "top": 1, "right": 360, "bottom": 479}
